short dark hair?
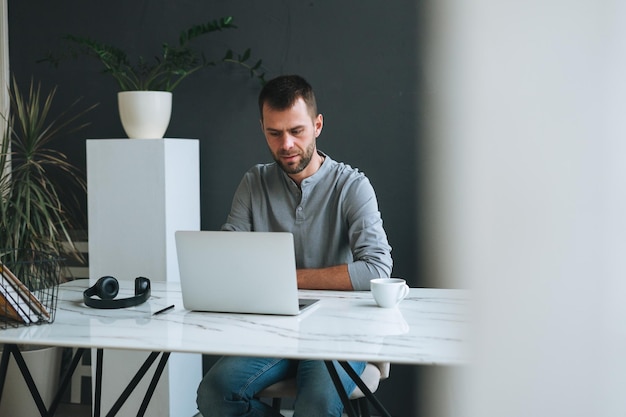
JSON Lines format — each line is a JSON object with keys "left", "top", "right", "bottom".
{"left": 258, "top": 75, "right": 318, "bottom": 119}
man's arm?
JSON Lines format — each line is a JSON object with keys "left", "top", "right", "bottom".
{"left": 298, "top": 175, "right": 392, "bottom": 291}
{"left": 297, "top": 264, "right": 352, "bottom": 290}
{"left": 221, "top": 174, "right": 253, "bottom": 232}
{"left": 342, "top": 178, "right": 393, "bottom": 290}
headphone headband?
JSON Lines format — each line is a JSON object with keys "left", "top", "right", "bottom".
{"left": 83, "top": 276, "right": 151, "bottom": 309}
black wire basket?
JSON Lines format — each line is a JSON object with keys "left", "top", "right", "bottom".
{"left": 0, "top": 249, "right": 63, "bottom": 329}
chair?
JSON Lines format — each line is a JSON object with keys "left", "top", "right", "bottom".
{"left": 256, "top": 362, "right": 390, "bottom": 417}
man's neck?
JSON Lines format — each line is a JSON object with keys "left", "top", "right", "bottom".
{"left": 289, "top": 151, "right": 325, "bottom": 187}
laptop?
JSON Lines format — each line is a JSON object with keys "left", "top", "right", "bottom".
{"left": 175, "top": 231, "right": 319, "bottom": 315}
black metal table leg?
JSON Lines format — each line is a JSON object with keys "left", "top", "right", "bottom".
{"left": 0, "top": 345, "right": 171, "bottom": 417}
{"left": 102, "top": 351, "right": 160, "bottom": 417}
{"left": 48, "top": 348, "right": 89, "bottom": 417}
{"left": 324, "top": 360, "right": 358, "bottom": 417}
{"left": 7, "top": 344, "right": 48, "bottom": 417}
{"left": 137, "top": 352, "right": 170, "bottom": 417}
{"left": 338, "top": 361, "right": 392, "bottom": 417}
{"left": 95, "top": 348, "right": 104, "bottom": 417}
{"left": 94, "top": 350, "right": 171, "bottom": 417}
{"left": 0, "top": 345, "right": 11, "bottom": 405}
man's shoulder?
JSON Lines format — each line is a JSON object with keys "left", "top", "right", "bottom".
{"left": 320, "top": 157, "right": 378, "bottom": 207}
{"left": 323, "top": 155, "right": 368, "bottom": 183}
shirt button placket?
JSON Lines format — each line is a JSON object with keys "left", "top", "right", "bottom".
{"left": 295, "top": 205, "right": 304, "bottom": 223}
{"left": 296, "top": 181, "right": 308, "bottom": 223}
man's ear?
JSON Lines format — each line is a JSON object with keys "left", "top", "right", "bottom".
{"left": 315, "top": 114, "right": 324, "bottom": 138}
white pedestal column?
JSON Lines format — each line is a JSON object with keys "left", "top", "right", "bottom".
{"left": 87, "top": 138, "right": 202, "bottom": 417}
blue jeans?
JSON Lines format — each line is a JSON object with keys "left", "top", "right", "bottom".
{"left": 196, "top": 357, "right": 366, "bottom": 417}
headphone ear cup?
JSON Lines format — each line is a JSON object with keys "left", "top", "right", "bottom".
{"left": 134, "top": 277, "right": 150, "bottom": 295}
{"left": 96, "top": 276, "right": 119, "bottom": 300}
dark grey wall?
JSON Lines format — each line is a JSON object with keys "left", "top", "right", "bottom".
{"left": 9, "top": 1, "right": 425, "bottom": 416}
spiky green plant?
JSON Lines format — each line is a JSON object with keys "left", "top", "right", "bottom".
{"left": 0, "top": 78, "right": 97, "bottom": 269}
{"left": 40, "top": 16, "right": 265, "bottom": 91}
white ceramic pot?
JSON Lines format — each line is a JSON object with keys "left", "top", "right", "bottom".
{"left": 0, "top": 346, "right": 62, "bottom": 417}
{"left": 118, "top": 91, "right": 172, "bottom": 139}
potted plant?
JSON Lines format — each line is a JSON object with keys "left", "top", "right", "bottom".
{"left": 0, "top": 78, "right": 95, "bottom": 416}
{"left": 0, "top": 77, "right": 96, "bottom": 261}
{"left": 41, "top": 16, "right": 265, "bottom": 139}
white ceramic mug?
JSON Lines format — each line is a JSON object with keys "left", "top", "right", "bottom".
{"left": 370, "top": 278, "right": 410, "bottom": 308}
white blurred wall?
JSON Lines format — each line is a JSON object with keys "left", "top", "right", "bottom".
{"left": 422, "top": 0, "right": 626, "bottom": 415}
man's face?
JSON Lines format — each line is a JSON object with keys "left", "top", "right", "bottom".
{"left": 261, "top": 98, "right": 323, "bottom": 181}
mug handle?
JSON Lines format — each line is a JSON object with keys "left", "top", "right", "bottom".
{"left": 398, "top": 284, "right": 409, "bottom": 301}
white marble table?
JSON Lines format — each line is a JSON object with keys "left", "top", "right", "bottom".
{"left": 0, "top": 280, "right": 469, "bottom": 417}
{"left": 0, "top": 280, "right": 469, "bottom": 365}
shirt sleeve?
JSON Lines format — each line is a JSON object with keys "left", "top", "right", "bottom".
{"left": 343, "top": 176, "right": 393, "bottom": 290}
{"left": 221, "top": 174, "right": 253, "bottom": 232}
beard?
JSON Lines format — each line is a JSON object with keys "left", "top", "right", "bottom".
{"left": 273, "top": 142, "right": 316, "bottom": 175}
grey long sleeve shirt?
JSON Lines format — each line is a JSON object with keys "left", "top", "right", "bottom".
{"left": 222, "top": 152, "right": 393, "bottom": 290}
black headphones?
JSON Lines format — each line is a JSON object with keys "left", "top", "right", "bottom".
{"left": 83, "top": 276, "right": 151, "bottom": 309}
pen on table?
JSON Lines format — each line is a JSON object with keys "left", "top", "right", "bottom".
{"left": 152, "top": 304, "right": 175, "bottom": 316}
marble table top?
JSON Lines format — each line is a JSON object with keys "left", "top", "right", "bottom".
{"left": 0, "top": 280, "right": 469, "bottom": 365}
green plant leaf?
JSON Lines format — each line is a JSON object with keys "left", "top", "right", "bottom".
{"left": 240, "top": 48, "right": 251, "bottom": 62}
{"left": 0, "top": 77, "right": 97, "bottom": 267}
{"left": 41, "top": 17, "right": 266, "bottom": 91}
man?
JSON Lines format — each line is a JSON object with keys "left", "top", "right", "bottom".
{"left": 196, "top": 75, "right": 392, "bottom": 417}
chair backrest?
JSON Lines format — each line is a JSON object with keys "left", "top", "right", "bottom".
{"left": 349, "top": 362, "right": 389, "bottom": 399}
{"left": 374, "top": 362, "right": 391, "bottom": 379}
